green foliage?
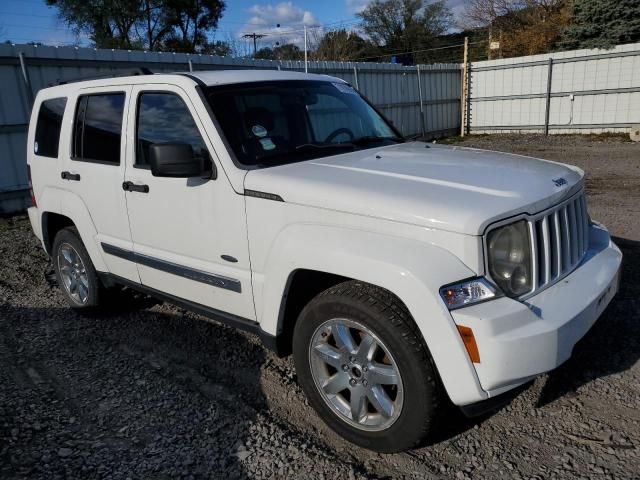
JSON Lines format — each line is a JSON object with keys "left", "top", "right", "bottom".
{"left": 273, "top": 43, "right": 303, "bottom": 61}
{"left": 559, "top": 0, "right": 640, "bottom": 49}
{"left": 45, "top": 0, "right": 226, "bottom": 53}
{"left": 357, "top": 0, "right": 452, "bottom": 63}
{"left": 314, "top": 29, "right": 375, "bottom": 61}
{"left": 254, "top": 47, "right": 275, "bottom": 60}
{"left": 201, "top": 40, "right": 232, "bottom": 56}
{"left": 253, "top": 44, "right": 302, "bottom": 61}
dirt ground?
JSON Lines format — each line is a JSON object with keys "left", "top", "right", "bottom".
{"left": 1, "top": 134, "right": 639, "bottom": 479}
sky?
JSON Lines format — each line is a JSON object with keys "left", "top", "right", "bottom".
{"left": 0, "top": 0, "right": 467, "bottom": 50}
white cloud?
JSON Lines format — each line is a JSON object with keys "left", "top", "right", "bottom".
{"left": 345, "top": 0, "right": 371, "bottom": 14}
{"left": 240, "top": 2, "right": 320, "bottom": 48}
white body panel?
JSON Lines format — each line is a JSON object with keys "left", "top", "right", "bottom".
{"left": 26, "top": 70, "right": 622, "bottom": 408}
{"left": 123, "top": 84, "right": 254, "bottom": 320}
{"left": 60, "top": 85, "right": 139, "bottom": 282}
{"left": 452, "top": 224, "right": 622, "bottom": 395}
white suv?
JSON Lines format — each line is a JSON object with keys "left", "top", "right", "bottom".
{"left": 26, "top": 70, "right": 622, "bottom": 452}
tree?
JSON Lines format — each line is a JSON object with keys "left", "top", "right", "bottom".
{"left": 463, "top": 0, "right": 569, "bottom": 58}
{"left": 272, "top": 43, "right": 303, "bottom": 61}
{"left": 254, "top": 47, "right": 275, "bottom": 60}
{"left": 162, "top": 0, "right": 226, "bottom": 52}
{"left": 559, "top": 0, "right": 640, "bottom": 49}
{"left": 357, "top": 0, "right": 453, "bottom": 63}
{"left": 201, "top": 39, "right": 232, "bottom": 56}
{"left": 46, "top": 0, "right": 226, "bottom": 52}
{"left": 314, "top": 29, "right": 373, "bottom": 61}
{"left": 46, "top": 0, "right": 142, "bottom": 49}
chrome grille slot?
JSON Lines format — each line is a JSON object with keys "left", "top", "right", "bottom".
{"left": 529, "top": 191, "right": 590, "bottom": 294}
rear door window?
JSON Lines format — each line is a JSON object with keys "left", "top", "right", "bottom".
{"left": 72, "top": 93, "right": 125, "bottom": 165}
{"left": 34, "top": 97, "right": 67, "bottom": 158}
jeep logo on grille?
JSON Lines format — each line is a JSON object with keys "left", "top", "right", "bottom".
{"left": 552, "top": 177, "right": 568, "bottom": 187}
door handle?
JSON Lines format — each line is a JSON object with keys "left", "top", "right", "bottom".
{"left": 122, "top": 181, "right": 149, "bottom": 193}
{"left": 61, "top": 171, "right": 81, "bottom": 181}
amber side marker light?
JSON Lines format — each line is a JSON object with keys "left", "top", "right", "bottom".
{"left": 457, "top": 325, "right": 480, "bottom": 363}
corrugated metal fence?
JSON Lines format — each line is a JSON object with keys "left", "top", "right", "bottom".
{"left": 0, "top": 43, "right": 460, "bottom": 213}
{"left": 467, "top": 42, "right": 640, "bottom": 134}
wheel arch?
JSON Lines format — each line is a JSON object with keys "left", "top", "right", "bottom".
{"left": 274, "top": 268, "right": 349, "bottom": 356}
{"left": 38, "top": 189, "right": 107, "bottom": 272}
{"left": 42, "top": 211, "right": 75, "bottom": 255}
{"left": 255, "top": 224, "right": 489, "bottom": 405}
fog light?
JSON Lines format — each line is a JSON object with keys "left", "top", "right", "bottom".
{"left": 439, "top": 278, "right": 498, "bottom": 310}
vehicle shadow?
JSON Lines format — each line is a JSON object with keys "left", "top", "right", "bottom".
{"left": 535, "top": 236, "right": 640, "bottom": 407}
{"left": 0, "top": 303, "right": 266, "bottom": 479}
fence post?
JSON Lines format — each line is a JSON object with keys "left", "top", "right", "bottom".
{"left": 544, "top": 57, "right": 554, "bottom": 135}
{"left": 460, "top": 37, "right": 469, "bottom": 137}
{"left": 353, "top": 65, "right": 359, "bottom": 90}
{"left": 416, "top": 65, "right": 426, "bottom": 138}
{"left": 18, "top": 52, "right": 34, "bottom": 108}
{"left": 188, "top": 59, "right": 193, "bottom": 72}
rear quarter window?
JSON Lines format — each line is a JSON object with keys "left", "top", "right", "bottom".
{"left": 34, "top": 97, "right": 67, "bottom": 158}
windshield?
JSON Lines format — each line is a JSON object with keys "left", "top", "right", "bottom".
{"left": 205, "top": 80, "right": 403, "bottom": 168}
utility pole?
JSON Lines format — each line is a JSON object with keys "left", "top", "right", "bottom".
{"left": 243, "top": 33, "right": 266, "bottom": 56}
{"left": 304, "top": 25, "right": 308, "bottom": 73}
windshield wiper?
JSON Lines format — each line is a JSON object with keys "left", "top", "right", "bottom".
{"left": 295, "top": 143, "right": 356, "bottom": 152}
{"left": 351, "top": 135, "right": 404, "bottom": 145}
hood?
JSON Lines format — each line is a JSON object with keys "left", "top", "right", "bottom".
{"left": 244, "top": 142, "right": 584, "bottom": 235}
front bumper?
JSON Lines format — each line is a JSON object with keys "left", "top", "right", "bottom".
{"left": 452, "top": 223, "right": 622, "bottom": 398}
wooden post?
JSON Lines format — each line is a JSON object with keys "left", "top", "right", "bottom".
{"left": 416, "top": 65, "right": 426, "bottom": 138}
{"left": 460, "top": 37, "right": 469, "bottom": 137}
{"left": 544, "top": 58, "right": 554, "bottom": 135}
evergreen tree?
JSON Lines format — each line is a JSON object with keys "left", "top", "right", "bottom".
{"left": 560, "top": 0, "right": 640, "bottom": 49}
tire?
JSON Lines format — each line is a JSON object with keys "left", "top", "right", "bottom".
{"left": 52, "top": 226, "right": 104, "bottom": 310}
{"left": 293, "top": 280, "right": 444, "bottom": 453}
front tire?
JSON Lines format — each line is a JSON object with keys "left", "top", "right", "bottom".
{"left": 52, "top": 227, "right": 103, "bottom": 310}
{"left": 293, "top": 281, "right": 444, "bottom": 452}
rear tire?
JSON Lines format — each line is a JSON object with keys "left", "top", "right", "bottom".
{"left": 293, "top": 280, "right": 444, "bottom": 452}
{"left": 52, "top": 227, "right": 104, "bottom": 310}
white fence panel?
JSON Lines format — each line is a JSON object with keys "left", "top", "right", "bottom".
{"left": 468, "top": 42, "right": 640, "bottom": 134}
{"left": 0, "top": 43, "right": 460, "bottom": 213}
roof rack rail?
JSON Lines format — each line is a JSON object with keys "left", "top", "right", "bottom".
{"left": 51, "top": 67, "right": 153, "bottom": 87}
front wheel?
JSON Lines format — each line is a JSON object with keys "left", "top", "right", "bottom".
{"left": 293, "top": 281, "right": 444, "bottom": 452}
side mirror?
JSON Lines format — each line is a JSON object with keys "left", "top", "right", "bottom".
{"left": 149, "top": 143, "right": 203, "bottom": 178}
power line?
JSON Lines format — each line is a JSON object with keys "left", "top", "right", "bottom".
{"left": 346, "top": 41, "right": 486, "bottom": 62}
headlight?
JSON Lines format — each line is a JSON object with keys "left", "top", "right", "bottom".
{"left": 487, "top": 220, "right": 532, "bottom": 297}
{"left": 440, "top": 278, "right": 498, "bottom": 310}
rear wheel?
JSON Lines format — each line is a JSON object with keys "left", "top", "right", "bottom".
{"left": 52, "top": 227, "right": 103, "bottom": 310}
{"left": 293, "top": 281, "right": 444, "bottom": 452}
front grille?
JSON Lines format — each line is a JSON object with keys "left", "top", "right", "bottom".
{"left": 529, "top": 191, "right": 590, "bottom": 293}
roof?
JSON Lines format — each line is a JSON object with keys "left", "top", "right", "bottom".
{"left": 37, "top": 69, "right": 344, "bottom": 98}
{"left": 187, "top": 69, "right": 343, "bottom": 86}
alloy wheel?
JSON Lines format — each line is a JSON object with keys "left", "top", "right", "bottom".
{"left": 308, "top": 318, "right": 404, "bottom": 431}
{"left": 57, "top": 243, "right": 89, "bottom": 305}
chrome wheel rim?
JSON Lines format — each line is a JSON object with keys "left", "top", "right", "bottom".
{"left": 309, "top": 318, "right": 404, "bottom": 431}
{"left": 57, "top": 243, "right": 89, "bottom": 305}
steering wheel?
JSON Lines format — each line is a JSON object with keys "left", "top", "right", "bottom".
{"left": 324, "top": 127, "right": 355, "bottom": 144}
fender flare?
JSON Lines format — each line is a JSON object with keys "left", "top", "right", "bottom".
{"left": 254, "top": 224, "right": 488, "bottom": 405}
{"left": 39, "top": 188, "right": 108, "bottom": 272}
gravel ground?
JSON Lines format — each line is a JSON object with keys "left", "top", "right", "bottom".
{"left": 1, "top": 134, "right": 639, "bottom": 479}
